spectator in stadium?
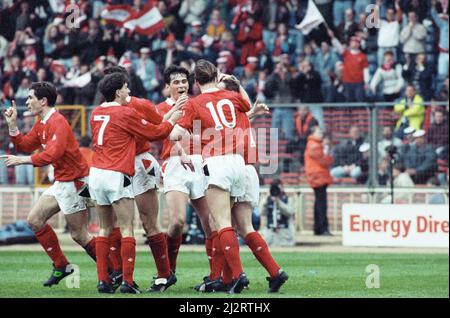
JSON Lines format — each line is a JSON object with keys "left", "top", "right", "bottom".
{"left": 370, "top": 50, "right": 404, "bottom": 102}
{"left": 329, "top": 30, "right": 369, "bottom": 102}
{"left": 377, "top": 157, "right": 390, "bottom": 186}
{"left": 333, "top": 0, "right": 355, "bottom": 27}
{"left": 0, "top": 115, "right": 9, "bottom": 184}
{"left": 436, "top": 77, "right": 449, "bottom": 101}
{"left": 314, "top": 41, "right": 340, "bottom": 103}
{"left": 427, "top": 109, "right": 449, "bottom": 153}
{"left": 266, "top": 61, "right": 296, "bottom": 142}
{"left": 431, "top": 0, "right": 449, "bottom": 82}
{"left": 133, "top": 48, "right": 161, "bottom": 101}
{"left": 14, "top": 110, "right": 34, "bottom": 185}
{"left": 378, "top": 126, "right": 403, "bottom": 159}
{"left": 304, "top": 126, "right": 333, "bottom": 236}
{"left": 291, "top": 60, "right": 323, "bottom": 103}
{"left": 402, "top": 53, "right": 435, "bottom": 101}
{"left": 400, "top": 11, "right": 427, "bottom": 57}
{"left": 356, "top": 143, "right": 370, "bottom": 184}
{"left": 179, "top": 0, "right": 208, "bottom": 27}
{"left": 398, "top": 126, "right": 416, "bottom": 159}
{"left": 394, "top": 84, "right": 425, "bottom": 138}
{"left": 207, "top": 7, "right": 226, "bottom": 38}
{"left": 261, "top": 179, "right": 296, "bottom": 246}
{"left": 381, "top": 162, "right": 415, "bottom": 203}
{"left": 236, "top": 14, "right": 263, "bottom": 66}
{"left": 336, "top": 8, "right": 360, "bottom": 44}
{"left": 377, "top": 6, "right": 401, "bottom": 66}
{"left": 290, "top": 105, "right": 319, "bottom": 164}
{"left": 403, "top": 129, "right": 438, "bottom": 184}
{"left": 330, "top": 125, "right": 365, "bottom": 181}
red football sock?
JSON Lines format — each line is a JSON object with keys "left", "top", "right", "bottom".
{"left": 108, "top": 227, "right": 122, "bottom": 272}
{"left": 166, "top": 234, "right": 183, "bottom": 272}
{"left": 121, "top": 237, "right": 136, "bottom": 284}
{"left": 245, "top": 232, "right": 280, "bottom": 278}
{"left": 222, "top": 262, "right": 233, "bottom": 285}
{"left": 95, "top": 236, "right": 110, "bottom": 282}
{"left": 205, "top": 234, "right": 214, "bottom": 275}
{"left": 148, "top": 233, "right": 171, "bottom": 278}
{"left": 34, "top": 224, "right": 68, "bottom": 268}
{"left": 83, "top": 237, "right": 96, "bottom": 262}
{"left": 218, "top": 227, "right": 243, "bottom": 280}
{"left": 209, "top": 231, "right": 226, "bottom": 280}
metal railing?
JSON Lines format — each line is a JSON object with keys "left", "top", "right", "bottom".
{"left": 1, "top": 186, "right": 448, "bottom": 232}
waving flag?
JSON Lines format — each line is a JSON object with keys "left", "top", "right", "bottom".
{"left": 296, "top": 0, "right": 325, "bottom": 35}
{"left": 101, "top": 5, "right": 137, "bottom": 28}
{"left": 123, "top": 4, "right": 164, "bottom": 36}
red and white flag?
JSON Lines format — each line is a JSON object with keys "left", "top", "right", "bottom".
{"left": 101, "top": 5, "right": 137, "bottom": 28}
{"left": 123, "top": 4, "right": 165, "bottom": 36}
{"left": 296, "top": 0, "right": 325, "bottom": 35}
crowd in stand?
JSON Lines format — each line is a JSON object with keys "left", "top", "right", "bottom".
{"left": 0, "top": 0, "right": 449, "bottom": 187}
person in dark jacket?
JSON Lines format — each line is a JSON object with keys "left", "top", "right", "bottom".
{"left": 427, "top": 109, "right": 449, "bottom": 150}
{"left": 291, "top": 60, "right": 323, "bottom": 103}
{"left": 402, "top": 53, "right": 435, "bottom": 101}
{"left": 330, "top": 126, "right": 365, "bottom": 180}
{"left": 403, "top": 129, "right": 437, "bottom": 184}
{"left": 261, "top": 179, "right": 296, "bottom": 246}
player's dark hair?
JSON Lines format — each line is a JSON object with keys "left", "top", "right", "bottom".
{"left": 164, "top": 65, "right": 190, "bottom": 85}
{"left": 221, "top": 76, "right": 240, "bottom": 93}
{"left": 30, "top": 82, "right": 57, "bottom": 107}
{"left": 104, "top": 65, "right": 129, "bottom": 81}
{"left": 98, "top": 73, "right": 127, "bottom": 102}
{"left": 194, "top": 59, "right": 218, "bottom": 85}
{"left": 79, "top": 136, "right": 92, "bottom": 147}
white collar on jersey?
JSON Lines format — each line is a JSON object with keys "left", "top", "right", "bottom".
{"left": 100, "top": 101, "right": 122, "bottom": 107}
{"left": 40, "top": 108, "right": 56, "bottom": 124}
{"left": 202, "top": 87, "right": 221, "bottom": 94}
{"left": 165, "top": 97, "right": 176, "bottom": 106}
{"left": 125, "top": 96, "right": 132, "bottom": 103}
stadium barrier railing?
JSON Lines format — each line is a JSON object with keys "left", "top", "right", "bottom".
{"left": 0, "top": 186, "right": 447, "bottom": 233}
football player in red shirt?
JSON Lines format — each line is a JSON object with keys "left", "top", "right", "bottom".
{"left": 170, "top": 60, "right": 252, "bottom": 293}
{"left": 102, "top": 66, "right": 179, "bottom": 292}
{"left": 156, "top": 65, "right": 216, "bottom": 289}
{"left": 2, "top": 82, "right": 96, "bottom": 287}
{"left": 90, "top": 73, "right": 180, "bottom": 294}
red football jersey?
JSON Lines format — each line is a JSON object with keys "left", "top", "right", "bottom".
{"left": 176, "top": 88, "right": 251, "bottom": 158}
{"left": 90, "top": 102, "right": 173, "bottom": 176}
{"left": 157, "top": 98, "right": 196, "bottom": 159}
{"left": 241, "top": 116, "right": 259, "bottom": 165}
{"left": 125, "top": 96, "right": 163, "bottom": 155}
{"left": 10, "top": 109, "right": 89, "bottom": 181}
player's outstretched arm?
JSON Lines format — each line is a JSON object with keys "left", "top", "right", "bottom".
{"left": 125, "top": 108, "right": 181, "bottom": 141}
{"left": 0, "top": 155, "right": 32, "bottom": 167}
{"left": 4, "top": 100, "right": 41, "bottom": 154}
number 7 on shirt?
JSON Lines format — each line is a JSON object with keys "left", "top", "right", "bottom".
{"left": 93, "top": 115, "right": 110, "bottom": 146}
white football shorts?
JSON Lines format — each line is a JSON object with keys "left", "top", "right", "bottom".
{"left": 89, "top": 167, "right": 134, "bottom": 205}
{"left": 236, "top": 164, "right": 260, "bottom": 208}
{"left": 43, "top": 177, "right": 89, "bottom": 215}
{"left": 161, "top": 155, "right": 207, "bottom": 200}
{"left": 204, "top": 154, "right": 246, "bottom": 198}
{"left": 133, "top": 152, "right": 161, "bottom": 196}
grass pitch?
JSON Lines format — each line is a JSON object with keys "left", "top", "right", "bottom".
{"left": 0, "top": 250, "right": 447, "bottom": 298}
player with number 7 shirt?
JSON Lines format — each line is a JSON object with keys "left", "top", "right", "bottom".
{"left": 90, "top": 72, "right": 181, "bottom": 294}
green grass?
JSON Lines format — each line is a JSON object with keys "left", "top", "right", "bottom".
{"left": 0, "top": 251, "right": 448, "bottom": 298}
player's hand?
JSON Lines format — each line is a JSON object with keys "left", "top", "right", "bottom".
{"left": 169, "top": 109, "right": 183, "bottom": 123}
{"left": 252, "top": 99, "right": 270, "bottom": 117}
{"left": 3, "top": 100, "right": 18, "bottom": 127}
{"left": 175, "top": 93, "right": 188, "bottom": 110}
{"left": 180, "top": 154, "right": 195, "bottom": 172}
{"left": 1, "top": 155, "right": 28, "bottom": 167}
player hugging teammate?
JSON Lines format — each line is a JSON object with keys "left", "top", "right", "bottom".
{"left": 1, "top": 60, "right": 288, "bottom": 295}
